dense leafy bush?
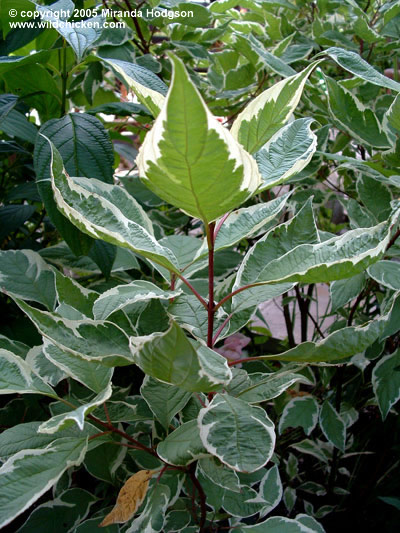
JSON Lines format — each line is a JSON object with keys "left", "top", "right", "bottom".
{"left": 1, "top": 0, "right": 400, "bottom": 531}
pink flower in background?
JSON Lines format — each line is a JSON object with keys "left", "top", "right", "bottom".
{"left": 215, "top": 333, "right": 251, "bottom": 362}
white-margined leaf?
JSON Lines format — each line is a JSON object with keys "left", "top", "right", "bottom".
{"left": 157, "top": 420, "right": 207, "bottom": 466}
{"left": 140, "top": 376, "right": 192, "bottom": 429}
{"left": 222, "top": 466, "right": 282, "bottom": 518}
{"left": 0, "top": 436, "right": 88, "bottom": 529}
{"left": 99, "top": 56, "right": 167, "bottom": 117}
{"left": 198, "top": 393, "right": 275, "bottom": 473}
{"left": 235, "top": 515, "right": 319, "bottom": 532}
{"left": 18, "top": 488, "right": 97, "bottom": 533}
{"left": 235, "top": 206, "right": 400, "bottom": 290}
{"left": 330, "top": 273, "right": 366, "bottom": 313}
{"left": 197, "top": 457, "right": 241, "bottom": 493}
{"left": 16, "top": 299, "right": 132, "bottom": 367}
{"left": 255, "top": 118, "right": 317, "bottom": 191}
{"left": 130, "top": 321, "right": 232, "bottom": 393}
{"left": 319, "top": 401, "right": 346, "bottom": 451}
{"left": 231, "top": 61, "right": 321, "bottom": 154}
{"left": 0, "top": 348, "right": 58, "bottom": 398}
{"left": 372, "top": 348, "right": 400, "bottom": 419}
{"left": 137, "top": 54, "right": 261, "bottom": 224}
{"left": 367, "top": 260, "right": 400, "bottom": 291}
{"left": 325, "top": 75, "right": 390, "bottom": 148}
{"left": 213, "top": 193, "right": 291, "bottom": 253}
{"left": 0, "top": 250, "right": 56, "bottom": 310}
{"left": 93, "top": 280, "right": 181, "bottom": 320}
{"left": 55, "top": 270, "right": 99, "bottom": 319}
{"left": 233, "top": 370, "right": 314, "bottom": 403}
{"left": 319, "top": 47, "right": 400, "bottom": 93}
{"left": 43, "top": 340, "right": 113, "bottom": 393}
{"left": 25, "top": 345, "right": 66, "bottom": 387}
{"left": 46, "top": 139, "right": 180, "bottom": 273}
{"left": 38, "top": 383, "right": 112, "bottom": 434}
{"left": 126, "top": 483, "right": 170, "bottom": 533}
{"left": 279, "top": 397, "right": 320, "bottom": 436}
{"left": 259, "top": 293, "right": 400, "bottom": 362}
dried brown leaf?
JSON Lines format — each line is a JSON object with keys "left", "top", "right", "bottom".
{"left": 99, "top": 469, "right": 155, "bottom": 527}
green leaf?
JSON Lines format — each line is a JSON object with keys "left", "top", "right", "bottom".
{"left": 99, "top": 56, "right": 167, "bottom": 117}
{"left": 279, "top": 397, "right": 320, "bottom": 436}
{"left": 198, "top": 393, "right": 275, "bottom": 473}
{"left": 0, "top": 348, "right": 57, "bottom": 398}
{"left": 43, "top": 340, "right": 113, "bottom": 393}
{"left": 16, "top": 299, "right": 132, "bottom": 367}
{"left": 46, "top": 139, "right": 180, "bottom": 273}
{"left": 0, "top": 249, "right": 56, "bottom": 310}
{"left": 320, "top": 47, "right": 400, "bottom": 93}
{"left": 231, "top": 62, "right": 321, "bottom": 154}
{"left": 0, "top": 436, "right": 88, "bottom": 529}
{"left": 0, "top": 204, "right": 36, "bottom": 240}
{"left": 157, "top": 420, "right": 207, "bottom": 466}
{"left": 36, "top": 2, "right": 104, "bottom": 62}
{"left": 259, "top": 465, "right": 283, "bottom": 518}
{"left": 0, "top": 108, "right": 38, "bottom": 143}
{"left": 130, "top": 321, "right": 232, "bottom": 393}
{"left": 18, "top": 488, "right": 97, "bottom": 533}
{"left": 137, "top": 54, "right": 261, "bottom": 224}
{"left": 34, "top": 113, "right": 114, "bottom": 256}
{"left": 38, "top": 384, "right": 112, "bottom": 434}
{"left": 368, "top": 260, "right": 400, "bottom": 291}
{"left": 385, "top": 93, "right": 400, "bottom": 133}
{"left": 25, "top": 345, "right": 66, "bottom": 387}
{"left": 236, "top": 206, "right": 400, "bottom": 290}
{"left": 88, "top": 240, "right": 117, "bottom": 279}
{"left": 372, "top": 348, "right": 400, "bottom": 419}
{"left": 256, "top": 118, "right": 317, "bottom": 191}
{"left": 197, "top": 456, "right": 241, "bottom": 493}
{"left": 141, "top": 376, "right": 191, "bottom": 429}
{"left": 93, "top": 280, "right": 181, "bottom": 320}
{"left": 325, "top": 76, "right": 390, "bottom": 148}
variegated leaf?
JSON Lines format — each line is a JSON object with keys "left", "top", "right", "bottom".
{"left": 93, "top": 280, "right": 181, "bottom": 320}
{"left": 157, "top": 420, "right": 207, "bottom": 466}
{"left": 140, "top": 376, "right": 192, "bottom": 429}
{"left": 231, "top": 61, "right": 321, "bottom": 154}
{"left": 99, "top": 56, "right": 167, "bottom": 117}
{"left": 279, "top": 397, "right": 320, "bottom": 436}
{"left": 0, "top": 249, "right": 56, "bottom": 310}
{"left": 38, "top": 383, "right": 112, "bottom": 434}
{"left": 367, "top": 260, "right": 400, "bottom": 291}
{"left": 46, "top": 138, "right": 179, "bottom": 273}
{"left": 319, "top": 400, "right": 346, "bottom": 452}
{"left": 325, "top": 75, "right": 390, "bottom": 148}
{"left": 16, "top": 299, "right": 132, "bottom": 367}
{"left": 255, "top": 118, "right": 317, "bottom": 191}
{"left": 372, "top": 348, "right": 400, "bottom": 419}
{"left": 137, "top": 54, "right": 261, "bottom": 224}
{"left": 0, "top": 348, "right": 57, "bottom": 398}
{"left": 43, "top": 340, "right": 113, "bottom": 394}
{"left": 0, "top": 436, "right": 88, "bottom": 529}
{"left": 130, "top": 321, "right": 232, "bottom": 393}
{"left": 198, "top": 393, "right": 275, "bottom": 473}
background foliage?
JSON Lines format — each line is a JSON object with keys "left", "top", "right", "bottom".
{"left": 1, "top": 0, "right": 400, "bottom": 531}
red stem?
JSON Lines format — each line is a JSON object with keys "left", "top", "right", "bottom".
{"left": 214, "top": 212, "right": 231, "bottom": 241}
{"left": 212, "top": 313, "right": 233, "bottom": 346}
{"left": 214, "top": 283, "right": 258, "bottom": 312}
{"left": 176, "top": 273, "right": 208, "bottom": 309}
{"left": 228, "top": 356, "right": 260, "bottom": 367}
{"left": 207, "top": 222, "right": 216, "bottom": 348}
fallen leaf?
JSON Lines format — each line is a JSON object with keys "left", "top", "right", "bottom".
{"left": 99, "top": 469, "right": 155, "bottom": 526}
